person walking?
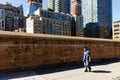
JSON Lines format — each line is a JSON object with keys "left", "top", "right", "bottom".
{"left": 83, "top": 47, "right": 91, "bottom": 72}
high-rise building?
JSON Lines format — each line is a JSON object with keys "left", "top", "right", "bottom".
{"left": 84, "top": 23, "right": 109, "bottom": 38}
{"left": 28, "top": 0, "right": 42, "bottom": 15}
{"left": 84, "top": 23, "right": 99, "bottom": 38}
{"left": 47, "top": 0, "right": 70, "bottom": 14}
{"left": 83, "top": 0, "right": 112, "bottom": 38}
{"left": 71, "top": 0, "right": 81, "bottom": 16}
{"left": 71, "top": 0, "right": 83, "bottom": 36}
{"left": 0, "top": 3, "right": 23, "bottom": 31}
{"left": 55, "top": 0, "right": 70, "bottom": 13}
{"left": 47, "top": 0, "right": 55, "bottom": 11}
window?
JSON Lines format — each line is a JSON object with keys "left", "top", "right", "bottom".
{"left": 114, "top": 29, "right": 119, "bottom": 31}
{"left": 2, "top": 21, "right": 4, "bottom": 27}
{"left": 114, "top": 25, "right": 119, "bottom": 27}
{"left": 2, "top": 10, "right": 4, "bottom": 14}
{"left": 2, "top": 15, "right": 4, "bottom": 19}
{"left": 0, "top": 22, "right": 1, "bottom": 27}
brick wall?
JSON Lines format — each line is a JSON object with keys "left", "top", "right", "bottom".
{"left": 0, "top": 31, "right": 120, "bottom": 72}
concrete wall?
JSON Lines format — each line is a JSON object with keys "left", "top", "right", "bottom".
{"left": 0, "top": 31, "right": 120, "bottom": 72}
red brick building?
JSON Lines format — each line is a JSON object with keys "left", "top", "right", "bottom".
{"left": 71, "top": 0, "right": 81, "bottom": 16}
{"left": 71, "top": 0, "right": 83, "bottom": 36}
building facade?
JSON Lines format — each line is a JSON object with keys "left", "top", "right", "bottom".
{"left": 0, "top": 7, "right": 5, "bottom": 31}
{"left": 75, "top": 15, "right": 83, "bottom": 36}
{"left": 71, "top": 0, "right": 83, "bottom": 36}
{"left": 84, "top": 23, "right": 109, "bottom": 38}
{"left": 47, "top": 0, "right": 70, "bottom": 14}
{"left": 71, "top": 0, "right": 81, "bottom": 16}
{"left": 83, "top": 0, "right": 112, "bottom": 38}
{"left": 47, "top": 0, "right": 55, "bottom": 11}
{"left": 84, "top": 23, "right": 99, "bottom": 38}
{"left": 28, "top": 0, "right": 42, "bottom": 15}
{"left": 26, "top": 8, "right": 72, "bottom": 36}
{"left": 26, "top": 14, "right": 43, "bottom": 34}
{"left": 0, "top": 3, "right": 23, "bottom": 31}
{"left": 112, "top": 21, "right": 120, "bottom": 39}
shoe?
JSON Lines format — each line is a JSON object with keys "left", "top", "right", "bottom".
{"left": 89, "top": 68, "right": 91, "bottom": 72}
{"left": 84, "top": 70, "right": 88, "bottom": 72}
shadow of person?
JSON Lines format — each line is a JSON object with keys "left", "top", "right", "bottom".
{"left": 92, "top": 70, "right": 111, "bottom": 73}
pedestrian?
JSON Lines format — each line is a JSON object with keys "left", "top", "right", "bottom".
{"left": 83, "top": 47, "right": 91, "bottom": 72}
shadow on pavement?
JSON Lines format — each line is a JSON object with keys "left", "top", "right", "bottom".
{"left": 0, "top": 71, "right": 37, "bottom": 80}
{"left": 91, "top": 59, "right": 120, "bottom": 66}
{"left": 35, "top": 59, "right": 120, "bottom": 75}
{"left": 0, "top": 59, "right": 119, "bottom": 80}
{"left": 34, "top": 63, "right": 83, "bottom": 75}
{"left": 0, "top": 63, "right": 83, "bottom": 80}
{"left": 92, "top": 70, "right": 111, "bottom": 73}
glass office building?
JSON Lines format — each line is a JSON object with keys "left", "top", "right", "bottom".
{"left": 47, "top": 0, "right": 70, "bottom": 14}
{"left": 28, "top": 0, "right": 42, "bottom": 15}
{"left": 47, "top": 0, "right": 55, "bottom": 10}
{"left": 83, "top": 0, "right": 112, "bottom": 38}
{"left": 62, "top": 0, "right": 70, "bottom": 14}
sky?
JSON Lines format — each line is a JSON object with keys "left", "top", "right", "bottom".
{"left": 0, "top": 0, "right": 120, "bottom": 22}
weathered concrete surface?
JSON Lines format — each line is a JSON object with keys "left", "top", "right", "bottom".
{"left": 0, "top": 60, "right": 120, "bottom": 80}
{"left": 0, "top": 31, "right": 120, "bottom": 73}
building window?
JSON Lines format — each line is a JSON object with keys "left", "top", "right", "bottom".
{"left": 114, "top": 25, "right": 119, "bottom": 27}
{"left": 2, "top": 10, "right": 4, "bottom": 14}
{"left": 2, "top": 21, "right": 4, "bottom": 27}
{"left": 1, "top": 15, "right": 4, "bottom": 19}
{"left": 0, "top": 22, "right": 1, "bottom": 27}
{"left": 114, "top": 29, "right": 119, "bottom": 31}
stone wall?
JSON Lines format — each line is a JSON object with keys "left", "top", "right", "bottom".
{"left": 0, "top": 31, "right": 120, "bottom": 72}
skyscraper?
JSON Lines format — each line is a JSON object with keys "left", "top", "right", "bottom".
{"left": 71, "top": 0, "right": 83, "bottom": 36}
{"left": 47, "top": 0, "right": 55, "bottom": 10}
{"left": 83, "top": 0, "right": 112, "bottom": 38}
{"left": 47, "top": 0, "right": 70, "bottom": 14}
{"left": 71, "top": 0, "right": 81, "bottom": 16}
{"left": 28, "top": 0, "right": 42, "bottom": 15}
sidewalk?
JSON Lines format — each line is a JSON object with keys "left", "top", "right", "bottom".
{"left": 0, "top": 60, "right": 120, "bottom": 80}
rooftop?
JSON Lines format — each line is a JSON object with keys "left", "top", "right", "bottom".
{"left": 114, "top": 20, "right": 120, "bottom": 23}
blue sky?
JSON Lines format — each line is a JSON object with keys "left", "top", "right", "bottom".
{"left": 0, "top": 0, "right": 120, "bottom": 22}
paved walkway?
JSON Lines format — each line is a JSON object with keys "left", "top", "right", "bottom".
{"left": 0, "top": 60, "right": 120, "bottom": 80}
